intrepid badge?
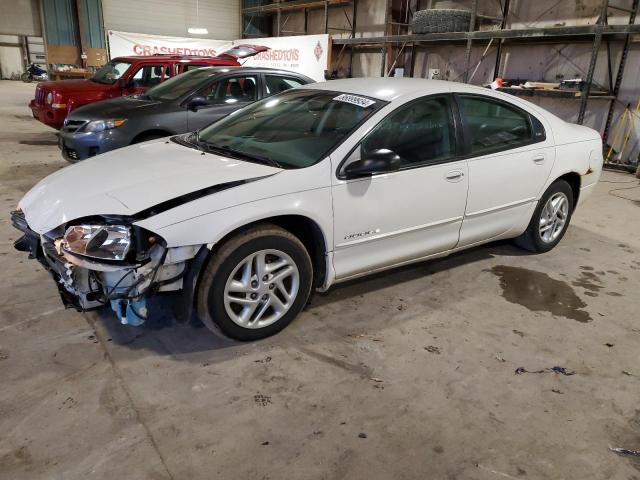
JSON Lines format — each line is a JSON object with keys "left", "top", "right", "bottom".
{"left": 343, "top": 229, "right": 381, "bottom": 241}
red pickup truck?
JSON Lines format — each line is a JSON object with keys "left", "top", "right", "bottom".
{"left": 30, "top": 45, "right": 267, "bottom": 130}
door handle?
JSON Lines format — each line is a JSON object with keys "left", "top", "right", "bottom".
{"left": 445, "top": 170, "right": 465, "bottom": 181}
{"left": 533, "top": 155, "right": 545, "bottom": 164}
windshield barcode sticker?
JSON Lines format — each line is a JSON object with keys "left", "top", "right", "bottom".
{"left": 333, "top": 94, "right": 376, "bottom": 108}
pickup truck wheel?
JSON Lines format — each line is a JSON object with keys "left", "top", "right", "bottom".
{"left": 196, "top": 224, "right": 313, "bottom": 341}
{"left": 515, "top": 179, "right": 574, "bottom": 253}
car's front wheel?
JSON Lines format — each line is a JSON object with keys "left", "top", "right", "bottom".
{"left": 515, "top": 179, "right": 574, "bottom": 253}
{"left": 197, "top": 224, "right": 313, "bottom": 341}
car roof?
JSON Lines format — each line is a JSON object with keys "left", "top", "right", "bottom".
{"left": 304, "top": 77, "right": 492, "bottom": 102}
{"left": 189, "top": 65, "right": 304, "bottom": 77}
{"left": 186, "top": 66, "right": 314, "bottom": 80}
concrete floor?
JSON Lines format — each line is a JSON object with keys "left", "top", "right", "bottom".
{"left": 1, "top": 80, "right": 640, "bottom": 480}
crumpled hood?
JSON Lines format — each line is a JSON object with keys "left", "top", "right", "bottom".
{"left": 19, "top": 139, "right": 280, "bottom": 234}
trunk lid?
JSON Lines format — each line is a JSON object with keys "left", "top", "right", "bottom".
{"left": 217, "top": 44, "right": 269, "bottom": 60}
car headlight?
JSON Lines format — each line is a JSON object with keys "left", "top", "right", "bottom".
{"left": 83, "top": 119, "right": 127, "bottom": 133}
{"left": 62, "top": 224, "right": 131, "bottom": 261}
{"left": 46, "top": 92, "right": 53, "bottom": 104}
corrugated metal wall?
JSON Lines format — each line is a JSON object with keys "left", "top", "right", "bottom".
{"left": 82, "top": 0, "right": 106, "bottom": 48}
{"left": 42, "top": 0, "right": 80, "bottom": 46}
{"left": 102, "top": 0, "right": 241, "bottom": 40}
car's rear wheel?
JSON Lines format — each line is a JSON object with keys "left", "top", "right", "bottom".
{"left": 515, "top": 179, "right": 574, "bottom": 253}
{"left": 196, "top": 224, "right": 313, "bottom": 341}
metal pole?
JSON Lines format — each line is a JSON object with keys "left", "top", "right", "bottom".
{"left": 349, "top": 0, "right": 357, "bottom": 77}
{"left": 493, "top": 0, "right": 510, "bottom": 79}
{"left": 324, "top": 0, "right": 329, "bottom": 34}
{"left": 462, "top": 0, "right": 478, "bottom": 83}
{"left": 380, "top": 0, "right": 391, "bottom": 77}
{"left": 603, "top": 0, "right": 638, "bottom": 145}
{"left": 577, "top": 0, "right": 608, "bottom": 124}
{"left": 304, "top": 7, "right": 308, "bottom": 34}
{"left": 409, "top": 42, "right": 416, "bottom": 77}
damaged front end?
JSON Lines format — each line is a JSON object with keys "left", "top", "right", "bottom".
{"left": 11, "top": 209, "right": 201, "bottom": 326}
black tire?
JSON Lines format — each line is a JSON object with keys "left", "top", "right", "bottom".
{"left": 21, "top": 73, "right": 33, "bottom": 83}
{"left": 515, "top": 179, "right": 575, "bottom": 253}
{"left": 196, "top": 224, "right": 313, "bottom": 341}
{"left": 411, "top": 9, "right": 472, "bottom": 34}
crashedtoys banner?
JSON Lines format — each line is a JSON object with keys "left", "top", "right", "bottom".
{"left": 107, "top": 30, "right": 232, "bottom": 58}
{"left": 107, "top": 31, "right": 330, "bottom": 81}
{"left": 233, "top": 34, "right": 329, "bottom": 82}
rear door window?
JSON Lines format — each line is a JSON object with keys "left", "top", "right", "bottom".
{"left": 200, "top": 75, "right": 258, "bottom": 105}
{"left": 264, "top": 75, "right": 305, "bottom": 95}
{"left": 457, "top": 95, "right": 534, "bottom": 155}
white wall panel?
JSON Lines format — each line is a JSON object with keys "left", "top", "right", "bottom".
{"left": 0, "top": 46, "right": 23, "bottom": 80}
{"left": 0, "top": 0, "right": 40, "bottom": 36}
{"left": 102, "top": 0, "right": 240, "bottom": 40}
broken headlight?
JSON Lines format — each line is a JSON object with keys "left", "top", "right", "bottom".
{"left": 62, "top": 224, "right": 131, "bottom": 261}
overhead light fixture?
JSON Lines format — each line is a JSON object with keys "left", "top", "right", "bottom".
{"left": 188, "top": 0, "right": 208, "bottom": 35}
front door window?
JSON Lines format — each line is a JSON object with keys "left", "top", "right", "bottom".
{"left": 358, "top": 96, "right": 456, "bottom": 168}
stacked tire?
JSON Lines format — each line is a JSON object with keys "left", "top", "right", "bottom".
{"left": 411, "top": 9, "right": 472, "bottom": 33}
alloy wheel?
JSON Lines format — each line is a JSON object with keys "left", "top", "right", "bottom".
{"left": 538, "top": 192, "right": 569, "bottom": 243}
{"left": 223, "top": 249, "right": 300, "bottom": 329}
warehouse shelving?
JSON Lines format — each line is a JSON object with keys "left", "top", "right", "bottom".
{"left": 242, "top": 0, "right": 640, "bottom": 163}
{"left": 242, "top": 0, "right": 355, "bottom": 37}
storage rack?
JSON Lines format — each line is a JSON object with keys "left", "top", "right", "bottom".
{"left": 242, "top": 0, "right": 356, "bottom": 37}
{"left": 243, "top": 0, "right": 640, "bottom": 166}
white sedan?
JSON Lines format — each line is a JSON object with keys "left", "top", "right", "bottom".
{"left": 12, "top": 78, "right": 603, "bottom": 340}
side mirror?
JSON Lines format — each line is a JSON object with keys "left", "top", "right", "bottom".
{"left": 343, "top": 149, "right": 402, "bottom": 178}
{"left": 118, "top": 78, "right": 133, "bottom": 89}
{"left": 187, "top": 96, "right": 210, "bottom": 112}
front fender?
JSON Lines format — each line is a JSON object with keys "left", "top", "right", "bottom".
{"left": 135, "top": 160, "right": 334, "bottom": 249}
{"left": 142, "top": 186, "right": 334, "bottom": 251}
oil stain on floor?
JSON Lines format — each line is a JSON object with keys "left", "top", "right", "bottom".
{"left": 491, "top": 265, "right": 592, "bottom": 323}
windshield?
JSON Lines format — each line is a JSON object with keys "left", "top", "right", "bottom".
{"left": 146, "top": 68, "right": 217, "bottom": 101}
{"left": 197, "top": 90, "right": 384, "bottom": 169}
{"left": 91, "top": 61, "right": 131, "bottom": 85}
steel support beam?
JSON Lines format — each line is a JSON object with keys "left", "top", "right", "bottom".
{"left": 493, "top": 0, "right": 511, "bottom": 80}
{"left": 577, "top": 0, "right": 609, "bottom": 124}
{"left": 603, "top": 0, "right": 639, "bottom": 145}
{"left": 463, "top": 0, "right": 478, "bottom": 83}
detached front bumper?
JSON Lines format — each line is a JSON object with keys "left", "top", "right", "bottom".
{"left": 11, "top": 210, "right": 199, "bottom": 326}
